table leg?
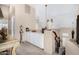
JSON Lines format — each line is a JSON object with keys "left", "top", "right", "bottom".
{"left": 12, "top": 47, "right": 16, "bottom": 55}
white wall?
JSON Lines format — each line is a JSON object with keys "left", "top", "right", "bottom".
{"left": 32, "top": 4, "right": 46, "bottom": 28}
{"left": 33, "top": 4, "right": 79, "bottom": 29}
{"left": 14, "top": 4, "right": 37, "bottom": 40}
{"left": 1, "top": 6, "right": 9, "bottom": 19}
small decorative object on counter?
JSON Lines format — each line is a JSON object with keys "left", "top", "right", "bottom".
{"left": 26, "top": 27, "right": 30, "bottom": 32}
{"left": 32, "top": 30, "right": 36, "bottom": 32}
{"left": 42, "top": 28, "right": 45, "bottom": 33}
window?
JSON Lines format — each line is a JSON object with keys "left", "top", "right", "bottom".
{"left": 0, "top": 19, "right": 8, "bottom": 30}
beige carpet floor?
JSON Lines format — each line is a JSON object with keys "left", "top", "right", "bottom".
{"left": 16, "top": 42, "right": 48, "bottom": 55}
{"left": 16, "top": 41, "right": 58, "bottom": 55}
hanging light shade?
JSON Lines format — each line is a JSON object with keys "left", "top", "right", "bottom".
{"left": 45, "top": 5, "right": 53, "bottom": 30}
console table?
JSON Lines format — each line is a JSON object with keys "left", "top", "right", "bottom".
{"left": 0, "top": 36, "right": 20, "bottom": 55}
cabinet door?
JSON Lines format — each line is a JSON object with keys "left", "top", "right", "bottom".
{"left": 76, "top": 15, "right": 79, "bottom": 44}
